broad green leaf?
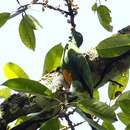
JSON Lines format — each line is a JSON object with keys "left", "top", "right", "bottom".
{"left": 119, "top": 99, "right": 130, "bottom": 115}
{"left": 0, "top": 12, "right": 10, "bottom": 27}
{"left": 113, "top": 90, "right": 130, "bottom": 110}
{"left": 28, "top": 15, "right": 43, "bottom": 29}
{"left": 125, "top": 125, "right": 130, "bottom": 130}
{"left": 71, "top": 29, "right": 83, "bottom": 47}
{"left": 19, "top": 15, "right": 36, "bottom": 50}
{"left": 118, "top": 112, "right": 130, "bottom": 125}
{"left": 43, "top": 44, "right": 63, "bottom": 74}
{"left": 76, "top": 109, "right": 106, "bottom": 130}
{"left": 116, "top": 91, "right": 130, "bottom": 115}
{"left": 85, "top": 116, "right": 106, "bottom": 130}
{"left": 108, "top": 70, "right": 129, "bottom": 100}
{"left": 92, "top": 3, "right": 97, "bottom": 12}
{"left": 40, "top": 117, "right": 60, "bottom": 130}
{"left": 0, "top": 87, "right": 11, "bottom": 98}
{"left": 97, "top": 5, "right": 113, "bottom": 32}
{"left": 118, "top": 91, "right": 130, "bottom": 101}
{"left": 78, "top": 99, "right": 117, "bottom": 122}
{"left": 102, "top": 122, "right": 115, "bottom": 130}
{"left": 3, "top": 62, "right": 29, "bottom": 79}
{"left": 2, "top": 78, "right": 52, "bottom": 96}
{"left": 96, "top": 34, "right": 130, "bottom": 58}
{"left": 93, "top": 88, "right": 100, "bottom": 100}
{"left": 15, "top": 116, "right": 28, "bottom": 126}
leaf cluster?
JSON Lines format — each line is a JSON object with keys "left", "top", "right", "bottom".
{"left": 0, "top": 0, "right": 130, "bottom": 130}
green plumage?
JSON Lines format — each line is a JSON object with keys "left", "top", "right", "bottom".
{"left": 62, "top": 45, "right": 93, "bottom": 98}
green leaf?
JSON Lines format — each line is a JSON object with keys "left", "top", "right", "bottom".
{"left": 92, "top": 3, "right": 97, "bottom": 12}
{"left": 76, "top": 109, "right": 107, "bottom": 130}
{"left": 0, "top": 12, "right": 10, "bottom": 27}
{"left": 108, "top": 70, "right": 129, "bottom": 100}
{"left": 0, "top": 87, "right": 11, "bottom": 98}
{"left": 28, "top": 15, "right": 43, "bottom": 29}
{"left": 40, "top": 117, "right": 60, "bottom": 130}
{"left": 3, "top": 62, "right": 29, "bottom": 79}
{"left": 2, "top": 78, "right": 52, "bottom": 96}
{"left": 78, "top": 99, "right": 117, "bottom": 122}
{"left": 85, "top": 116, "right": 106, "bottom": 130}
{"left": 97, "top": 5, "right": 113, "bottom": 32}
{"left": 118, "top": 91, "right": 130, "bottom": 101}
{"left": 119, "top": 99, "right": 130, "bottom": 115}
{"left": 114, "top": 91, "right": 130, "bottom": 110}
{"left": 96, "top": 34, "right": 130, "bottom": 58}
{"left": 116, "top": 91, "right": 130, "bottom": 115}
{"left": 93, "top": 88, "right": 100, "bottom": 100}
{"left": 118, "top": 112, "right": 130, "bottom": 125}
{"left": 102, "top": 122, "right": 115, "bottom": 130}
{"left": 43, "top": 44, "right": 63, "bottom": 74}
{"left": 19, "top": 15, "right": 36, "bottom": 50}
{"left": 71, "top": 29, "right": 83, "bottom": 47}
{"left": 125, "top": 125, "right": 130, "bottom": 130}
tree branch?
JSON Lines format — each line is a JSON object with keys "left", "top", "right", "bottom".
{"left": 0, "top": 93, "right": 61, "bottom": 130}
{"left": 86, "top": 48, "right": 130, "bottom": 88}
{"left": 65, "top": 0, "right": 78, "bottom": 28}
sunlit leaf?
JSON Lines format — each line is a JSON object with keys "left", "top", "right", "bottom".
{"left": 108, "top": 70, "right": 129, "bottom": 100}
{"left": 93, "top": 88, "right": 100, "bottom": 100}
{"left": 43, "top": 44, "right": 63, "bottom": 75}
{"left": 19, "top": 15, "right": 36, "bottom": 50}
{"left": 96, "top": 34, "right": 130, "bottom": 58}
{"left": 28, "top": 15, "right": 43, "bottom": 29}
{"left": 15, "top": 116, "right": 28, "bottom": 126}
{"left": 102, "top": 121, "right": 115, "bottom": 130}
{"left": 3, "top": 62, "right": 29, "bottom": 79}
{"left": 78, "top": 99, "right": 117, "bottom": 122}
{"left": 0, "top": 87, "right": 11, "bottom": 98}
{"left": 113, "top": 90, "right": 130, "bottom": 110}
{"left": 97, "top": 5, "right": 113, "bottom": 32}
{"left": 119, "top": 99, "right": 130, "bottom": 116}
{"left": 0, "top": 12, "right": 10, "bottom": 27}
{"left": 92, "top": 3, "right": 97, "bottom": 12}
{"left": 40, "top": 117, "right": 60, "bottom": 130}
{"left": 2, "top": 78, "right": 52, "bottom": 96}
{"left": 118, "top": 112, "right": 130, "bottom": 125}
{"left": 116, "top": 91, "right": 130, "bottom": 115}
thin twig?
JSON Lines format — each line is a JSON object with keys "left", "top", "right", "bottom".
{"left": 61, "top": 121, "right": 85, "bottom": 130}
{"left": 35, "top": 2, "right": 70, "bottom": 15}
{"left": 10, "top": 2, "right": 70, "bottom": 19}
{"left": 16, "top": 0, "right": 21, "bottom": 6}
{"left": 109, "top": 79, "right": 123, "bottom": 87}
{"left": 10, "top": 4, "right": 29, "bottom": 19}
{"left": 64, "top": 114, "right": 75, "bottom": 130}
{"left": 65, "top": 0, "right": 76, "bottom": 28}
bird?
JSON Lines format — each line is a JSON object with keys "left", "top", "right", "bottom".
{"left": 62, "top": 37, "right": 93, "bottom": 98}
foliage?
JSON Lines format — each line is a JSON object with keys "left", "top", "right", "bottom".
{"left": 0, "top": 0, "right": 130, "bottom": 130}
